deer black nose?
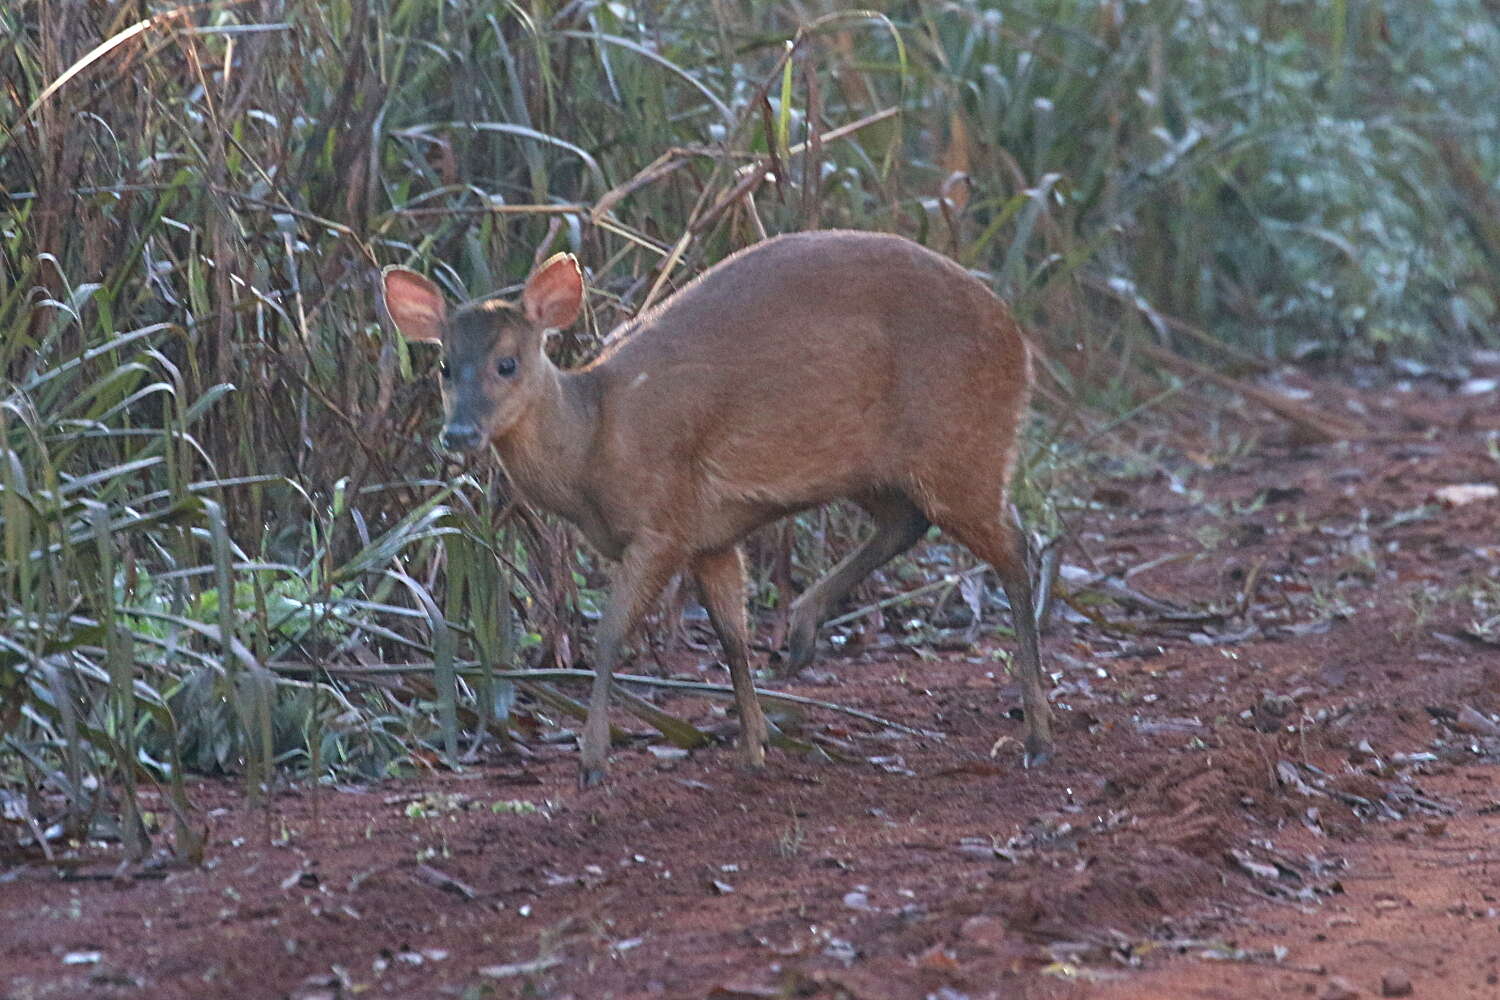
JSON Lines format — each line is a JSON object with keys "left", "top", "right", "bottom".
{"left": 440, "top": 423, "right": 482, "bottom": 452}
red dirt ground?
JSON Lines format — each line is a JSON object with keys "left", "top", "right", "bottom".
{"left": 4, "top": 357, "right": 1500, "bottom": 999}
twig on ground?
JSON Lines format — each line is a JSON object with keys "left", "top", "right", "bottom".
{"left": 268, "top": 661, "right": 943, "bottom": 739}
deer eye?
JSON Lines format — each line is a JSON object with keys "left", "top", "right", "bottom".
{"left": 496, "top": 356, "right": 518, "bottom": 377}
{"left": 440, "top": 361, "right": 452, "bottom": 381}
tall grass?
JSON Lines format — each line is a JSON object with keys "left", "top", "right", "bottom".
{"left": 2, "top": 0, "right": 1496, "bottom": 856}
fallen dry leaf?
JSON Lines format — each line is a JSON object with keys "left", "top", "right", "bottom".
{"left": 1431, "top": 483, "right": 1499, "bottom": 507}
{"left": 913, "top": 943, "right": 960, "bottom": 971}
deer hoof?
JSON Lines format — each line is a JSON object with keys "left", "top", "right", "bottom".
{"left": 1022, "top": 737, "right": 1054, "bottom": 769}
{"left": 739, "top": 739, "right": 767, "bottom": 771}
{"left": 784, "top": 624, "right": 817, "bottom": 676}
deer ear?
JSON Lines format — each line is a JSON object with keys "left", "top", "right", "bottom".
{"left": 382, "top": 266, "right": 447, "bottom": 343}
{"left": 522, "top": 253, "right": 583, "bottom": 330}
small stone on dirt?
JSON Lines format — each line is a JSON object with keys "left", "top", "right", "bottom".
{"left": 1461, "top": 377, "right": 1499, "bottom": 395}
{"left": 1320, "top": 975, "right": 1361, "bottom": 1000}
{"left": 959, "top": 915, "right": 1014, "bottom": 954}
{"left": 1454, "top": 706, "right": 1500, "bottom": 738}
{"left": 821, "top": 936, "right": 858, "bottom": 965}
{"left": 1380, "top": 968, "right": 1413, "bottom": 997}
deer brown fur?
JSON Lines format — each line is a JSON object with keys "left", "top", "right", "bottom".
{"left": 382, "top": 230, "right": 1052, "bottom": 787}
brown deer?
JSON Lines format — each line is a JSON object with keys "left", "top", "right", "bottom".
{"left": 381, "top": 230, "right": 1051, "bottom": 787}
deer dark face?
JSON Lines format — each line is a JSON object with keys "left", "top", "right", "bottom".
{"left": 435, "top": 301, "right": 544, "bottom": 451}
{"left": 381, "top": 254, "right": 584, "bottom": 453}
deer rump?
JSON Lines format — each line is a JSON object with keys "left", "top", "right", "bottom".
{"left": 575, "top": 232, "right": 1033, "bottom": 558}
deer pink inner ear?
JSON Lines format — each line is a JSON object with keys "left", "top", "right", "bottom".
{"left": 522, "top": 253, "right": 583, "bottom": 330}
{"left": 382, "top": 267, "right": 447, "bottom": 343}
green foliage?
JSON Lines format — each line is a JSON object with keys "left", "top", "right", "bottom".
{"left": 1144, "top": 0, "right": 1500, "bottom": 350}
{"left": 2, "top": 0, "right": 1496, "bottom": 855}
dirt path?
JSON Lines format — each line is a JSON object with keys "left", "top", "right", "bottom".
{"left": 3, "top": 361, "right": 1499, "bottom": 999}
{"left": 1100, "top": 775, "right": 1500, "bottom": 999}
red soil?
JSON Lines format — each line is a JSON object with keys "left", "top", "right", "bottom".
{"left": 4, "top": 359, "right": 1499, "bottom": 999}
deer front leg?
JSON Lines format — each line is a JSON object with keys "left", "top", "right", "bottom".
{"left": 579, "top": 538, "right": 682, "bottom": 788}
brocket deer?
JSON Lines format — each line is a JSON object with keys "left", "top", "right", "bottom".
{"left": 381, "top": 230, "right": 1051, "bottom": 787}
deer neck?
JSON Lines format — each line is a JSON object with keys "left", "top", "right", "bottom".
{"left": 494, "top": 362, "right": 599, "bottom": 525}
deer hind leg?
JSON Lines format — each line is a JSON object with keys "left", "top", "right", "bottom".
{"left": 784, "top": 491, "right": 930, "bottom": 675}
{"left": 691, "top": 546, "right": 768, "bottom": 769}
{"left": 930, "top": 505, "right": 1053, "bottom": 766}
{"left": 580, "top": 537, "right": 683, "bottom": 788}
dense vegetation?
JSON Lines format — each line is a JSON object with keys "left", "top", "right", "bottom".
{"left": 3, "top": 0, "right": 1497, "bottom": 856}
